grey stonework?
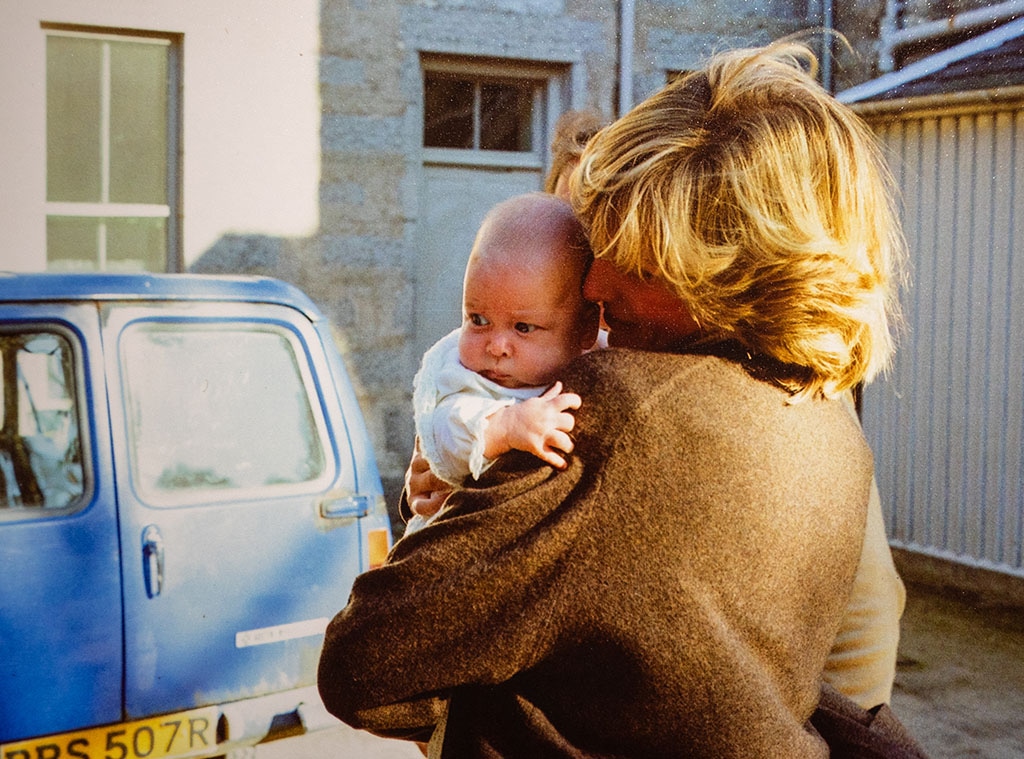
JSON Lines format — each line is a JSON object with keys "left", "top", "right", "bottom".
{"left": 238, "top": 0, "right": 888, "bottom": 507}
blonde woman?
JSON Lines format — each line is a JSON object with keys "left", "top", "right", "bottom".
{"left": 572, "top": 43, "right": 908, "bottom": 712}
{"left": 319, "top": 43, "right": 921, "bottom": 758}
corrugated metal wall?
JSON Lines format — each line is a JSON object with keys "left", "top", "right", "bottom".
{"left": 860, "top": 97, "right": 1024, "bottom": 576}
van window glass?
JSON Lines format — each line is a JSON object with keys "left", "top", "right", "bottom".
{"left": 0, "top": 331, "right": 85, "bottom": 512}
{"left": 121, "top": 323, "right": 327, "bottom": 503}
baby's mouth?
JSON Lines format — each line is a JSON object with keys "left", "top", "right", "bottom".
{"left": 481, "top": 368, "right": 520, "bottom": 388}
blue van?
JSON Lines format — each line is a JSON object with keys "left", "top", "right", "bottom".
{"left": 0, "top": 273, "right": 392, "bottom": 759}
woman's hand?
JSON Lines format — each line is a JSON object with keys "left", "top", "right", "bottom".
{"left": 406, "top": 437, "right": 450, "bottom": 519}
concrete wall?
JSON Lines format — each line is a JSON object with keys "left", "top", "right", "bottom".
{"left": 302, "top": 0, "right": 858, "bottom": 503}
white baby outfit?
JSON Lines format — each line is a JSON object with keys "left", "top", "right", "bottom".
{"left": 413, "top": 328, "right": 548, "bottom": 488}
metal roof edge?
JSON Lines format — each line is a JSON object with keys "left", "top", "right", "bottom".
{"left": 836, "top": 15, "right": 1024, "bottom": 104}
{"left": 0, "top": 272, "right": 325, "bottom": 322}
{"left": 850, "top": 84, "right": 1024, "bottom": 117}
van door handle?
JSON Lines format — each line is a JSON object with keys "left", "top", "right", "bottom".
{"left": 318, "top": 492, "right": 372, "bottom": 519}
{"left": 142, "top": 524, "right": 164, "bottom": 598}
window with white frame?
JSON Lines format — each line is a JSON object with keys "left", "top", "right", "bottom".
{"left": 422, "top": 65, "right": 549, "bottom": 169}
{"left": 45, "top": 27, "right": 179, "bottom": 272}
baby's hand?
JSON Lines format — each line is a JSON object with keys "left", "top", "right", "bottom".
{"left": 485, "top": 382, "right": 581, "bottom": 469}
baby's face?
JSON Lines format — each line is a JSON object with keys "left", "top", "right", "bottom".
{"left": 458, "top": 254, "right": 593, "bottom": 389}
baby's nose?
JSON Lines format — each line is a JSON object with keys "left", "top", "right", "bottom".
{"left": 487, "top": 334, "right": 512, "bottom": 357}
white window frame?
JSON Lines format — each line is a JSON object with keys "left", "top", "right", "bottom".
{"left": 421, "top": 56, "right": 564, "bottom": 172}
{"left": 43, "top": 26, "right": 181, "bottom": 271}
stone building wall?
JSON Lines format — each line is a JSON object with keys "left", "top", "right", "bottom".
{"left": 270, "top": 0, "right": 889, "bottom": 505}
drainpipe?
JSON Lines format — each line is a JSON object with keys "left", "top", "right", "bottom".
{"left": 822, "top": 0, "right": 834, "bottom": 92}
{"left": 879, "top": 0, "right": 901, "bottom": 72}
{"left": 618, "top": 0, "right": 635, "bottom": 116}
{"left": 880, "top": 0, "right": 1024, "bottom": 71}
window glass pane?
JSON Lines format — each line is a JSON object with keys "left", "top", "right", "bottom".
{"left": 1, "top": 332, "right": 85, "bottom": 511}
{"left": 109, "top": 41, "right": 168, "bottom": 204}
{"left": 122, "top": 325, "right": 327, "bottom": 503}
{"left": 46, "top": 217, "right": 99, "bottom": 271}
{"left": 46, "top": 217, "right": 167, "bottom": 272}
{"left": 46, "top": 31, "right": 174, "bottom": 273}
{"left": 480, "top": 81, "right": 535, "bottom": 151}
{"left": 46, "top": 36, "right": 102, "bottom": 202}
{"left": 424, "top": 74, "right": 474, "bottom": 148}
{"left": 107, "top": 217, "right": 166, "bottom": 272}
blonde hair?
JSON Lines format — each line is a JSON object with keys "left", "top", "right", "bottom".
{"left": 544, "top": 110, "right": 607, "bottom": 195}
{"left": 572, "top": 42, "right": 907, "bottom": 400}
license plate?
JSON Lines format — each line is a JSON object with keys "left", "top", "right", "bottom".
{"left": 1, "top": 706, "right": 220, "bottom": 759}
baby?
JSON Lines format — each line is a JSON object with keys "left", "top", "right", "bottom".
{"left": 408, "top": 192, "right": 601, "bottom": 530}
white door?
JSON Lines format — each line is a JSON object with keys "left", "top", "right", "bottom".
{"left": 415, "top": 63, "right": 560, "bottom": 360}
{"left": 415, "top": 163, "right": 542, "bottom": 359}
{"left": 861, "top": 101, "right": 1024, "bottom": 576}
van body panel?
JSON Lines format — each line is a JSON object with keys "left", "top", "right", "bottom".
{"left": 0, "top": 303, "right": 123, "bottom": 738}
{"left": 0, "top": 273, "right": 390, "bottom": 748}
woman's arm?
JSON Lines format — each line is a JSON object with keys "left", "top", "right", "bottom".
{"left": 318, "top": 350, "right": 874, "bottom": 754}
{"left": 317, "top": 450, "right": 585, "bottom": 732}
{"left": 404, "top": 437, "right": 450, "bottom": 521}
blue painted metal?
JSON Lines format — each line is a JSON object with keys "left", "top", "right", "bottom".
{"left": 0, "top": 304, "right": 124, "bottom": 738}
{"left": 0, "top": 273, "right": 391, "bottom": 742}
{"left": 0, "top": 272, "right": 323, "bottom": 322}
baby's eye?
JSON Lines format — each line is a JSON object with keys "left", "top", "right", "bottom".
{"left": 514, "top": 322, "right": 537, "bottom": 334}
{"left": 468, "top": 313, "right": 489, "bottom": 327}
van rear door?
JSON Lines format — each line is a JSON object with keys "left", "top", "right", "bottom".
{"left": 0, "top": 305, "right": 123, "bottom": 740}
{"left": 102, "top": 300, "right": 366, "bottom": 718}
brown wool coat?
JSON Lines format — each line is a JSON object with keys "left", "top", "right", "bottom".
{"left": 317, "top": 348, "right": 873, "bottom": 758}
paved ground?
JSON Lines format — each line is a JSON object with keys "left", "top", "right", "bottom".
{"left": 257, "top": 724, "right": 421, "bottom": 758}
{"left": 891, "top": 581, "right": 1024, "bottom": 759}
{"left": 260, "top": 579, "right": 1024, "bottom": 758}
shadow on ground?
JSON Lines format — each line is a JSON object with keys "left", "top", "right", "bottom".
{"left": 892, "top": 581, "right": 1024, "bottom": 759}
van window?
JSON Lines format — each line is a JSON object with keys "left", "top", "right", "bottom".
{"left": 121, "top": 323, "right": 328, "bottom": 504}
{"left": 0, "top": 331, "right": 85, "bottom": 512}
